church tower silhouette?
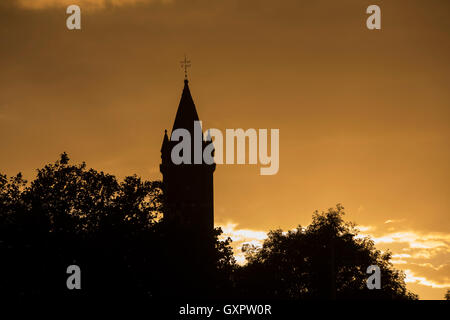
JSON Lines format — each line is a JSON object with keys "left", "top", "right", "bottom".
{"left": 160, "top": 79, "right": 215, "bottom": 234}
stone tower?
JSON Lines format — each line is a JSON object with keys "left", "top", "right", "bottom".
{"left": 160, "top": 79, "right": 215, "bottom": 234}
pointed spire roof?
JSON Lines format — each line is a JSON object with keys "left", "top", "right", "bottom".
{"left": 161, "top": 129, "right": 169, "bottom": 152}
{"left": 171, "top": 79, "right": 200, "bottom": 135}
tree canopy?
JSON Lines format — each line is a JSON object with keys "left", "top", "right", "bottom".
{"left": 0, "top": 154, "right": 417, "bottom": 300}
{"left": 0, "top": 153, "right": 234, "bottom": 298}
{"left": 234, "top": 205, "right": 418, "bottom": 300}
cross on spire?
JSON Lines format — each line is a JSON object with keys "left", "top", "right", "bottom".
{"left": 180, "top": 55, "right": 191, "bottom": 80}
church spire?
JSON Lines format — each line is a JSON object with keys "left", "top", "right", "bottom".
{"left": 159, "top": 75, "right": 215, "bottom": 237}
{"left": 171, "top": 56, "right": 199, "bottom": 135}
{"left": 171, "top": 78, "right": 200, "bottom": 135}
{"left": 161, "top": 129, "right": 169, "bottom": 152}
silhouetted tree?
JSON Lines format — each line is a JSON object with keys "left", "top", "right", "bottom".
{"left": 0, "top": 153, "right": 234, "bottom": 299}
{"left": 445, "top": 289, "right": 450, "bottom": 300}
{"left": 234, "top": 204, "right": 418, "bottom": 300}
{"left": 1, "top": 155, "right": 418, "bottom": 300}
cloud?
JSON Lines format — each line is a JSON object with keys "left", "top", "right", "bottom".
{"left": 404, "top": 269, "right": 450, "bottom": 289}
{"left": 14, "top": 0, "right": 172, "bottom": 10}
{"left": 359, "top": 230, "right": 450, "bottom": 250}
{"left": 218, "top": 222, "right": 267, "bottom": 265}
{"left": 384, "top": 219, "right": 405, "bottom": 224}
{"left": 356, "top": 228, "right": 450, "bottom": 292}
{"left": 357, "top": 225, "right": 373, "bottom": 232}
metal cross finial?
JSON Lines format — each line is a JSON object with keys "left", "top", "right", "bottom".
{"left": 180, "top": 55, "right": 191, "bottom": 80}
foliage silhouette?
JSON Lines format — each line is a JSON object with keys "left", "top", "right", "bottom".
{"left": 0, "top": 153, "right": 234, "bottom": 299}
{"left": 234, "top": 205, "right": 418, "bottom": 300}
{"left": 0, "top": 154, "right": 416, "bottom": 300}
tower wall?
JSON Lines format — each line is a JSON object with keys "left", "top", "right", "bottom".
{"left": 160, "top": 80, "right": 215, "bottom": 235}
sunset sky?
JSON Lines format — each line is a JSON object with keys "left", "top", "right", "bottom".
{"left": 0, "top": 0, "right": 449, "bottom": 299}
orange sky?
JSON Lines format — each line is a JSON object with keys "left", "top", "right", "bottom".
{"left": 0, "top": 0, "right": 449, "bottom": 299}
